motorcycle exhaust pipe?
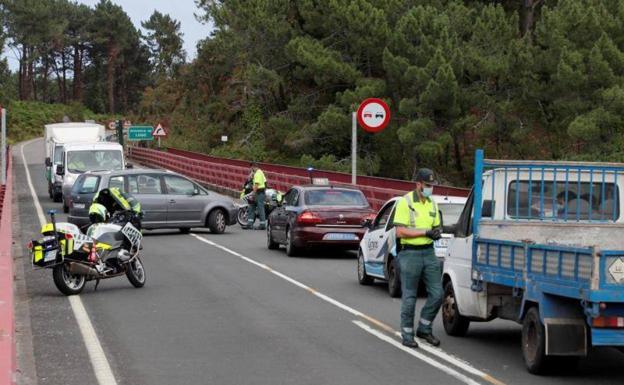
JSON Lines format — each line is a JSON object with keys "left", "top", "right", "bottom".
{"left": 68, "top": 262, "right": 98, "bottom": 277}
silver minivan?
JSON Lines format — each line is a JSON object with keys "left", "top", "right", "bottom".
{"left": 68, "top": 169, "right": 238, "bottom": 234}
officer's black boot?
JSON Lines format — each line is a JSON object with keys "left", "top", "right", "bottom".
{"left": 416, "top": 331, "right": 440, "bottom": 347}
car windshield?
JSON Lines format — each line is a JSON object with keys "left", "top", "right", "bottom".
{"left": 66, "top": 150, "right": 123, "bottom": 173}
{"left": 304, "top": 189, "right": 368, "bottom": 206}
{"left": 71, "top": 175, "right": 100, "bottom": 194}
{"left": 439, "top": 203, "right": 464, "bottom": 226}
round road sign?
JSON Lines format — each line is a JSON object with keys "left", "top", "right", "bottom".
{"left": 357, "top": 98, "right": 390, "bottom": 133}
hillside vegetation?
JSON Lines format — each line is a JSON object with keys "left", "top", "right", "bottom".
{"left": 4, "top": 0, "right": 624, "bottom": 185}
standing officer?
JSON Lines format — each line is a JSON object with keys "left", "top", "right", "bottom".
{"left": 393, "top": 168, "right": 443, "bottom": 348}
{"left": 244, "top": 162, "right": 267, "bottom": 230}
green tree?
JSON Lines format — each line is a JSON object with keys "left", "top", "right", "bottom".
{"left": 141, "top": 11, "right": 185, "bottom": 79}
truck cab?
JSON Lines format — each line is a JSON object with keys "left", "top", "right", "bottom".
{"left": 56, "top": 142, "right": 125, "bottom": 213}
{"left": 443, "top": 150, "right": 624, "bottom": 374}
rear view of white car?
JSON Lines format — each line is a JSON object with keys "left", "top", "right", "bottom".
{"left": 357, "top": 195, "right": 467, "bottom": 297}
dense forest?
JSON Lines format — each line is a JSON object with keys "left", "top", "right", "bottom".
{"left": 2, "top": 0, "right": 624, "bottom": 186}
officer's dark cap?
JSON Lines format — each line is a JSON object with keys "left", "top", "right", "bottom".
{"left": 413, "top": 168, "right": 437, "bottom": 184}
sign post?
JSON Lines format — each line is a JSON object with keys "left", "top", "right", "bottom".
{"left": 1, "top": 108, "right": 5, "bottom": 185}
{"left": 351, "top": 112, "right": 357, "bottom": 185}
{"left": 353, "top": 98, "right": 391, "bottom": 185}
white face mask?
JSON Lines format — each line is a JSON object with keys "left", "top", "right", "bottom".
{"left": 422, "top": 187, "right": 433, "bottom": 198}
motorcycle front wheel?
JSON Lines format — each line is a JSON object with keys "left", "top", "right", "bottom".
{"left": 52, "top": 264, "right": 86, "bottom": 296}
{"left": 237, "top": 207, "right": 248, "bottom": 227}
{"left": 126, "top": 257, "right": 146, "bottom": 288}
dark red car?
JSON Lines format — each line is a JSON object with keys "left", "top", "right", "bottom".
{"left": 267, "top": 185, "right": 376, "bottom": 256}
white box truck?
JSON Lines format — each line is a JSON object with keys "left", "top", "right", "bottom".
{"left": 44, "top": 122, "right": 106, "bottom": 201}
{"left": 54, "top": 141, "right": 126, "bottom": 213}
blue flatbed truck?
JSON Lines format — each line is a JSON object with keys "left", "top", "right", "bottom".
{"left": 442, "top": 149, "right": 624, "bottom": 374}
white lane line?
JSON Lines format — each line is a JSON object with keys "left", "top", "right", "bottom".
{"left": 20, "top": 140, "right": 118, "bottom": 385}
{"left": 353, "top": 320, "right": 482, "bottom": 385}
{"left": 191, "top": 233, "right": 502, "bottom": 385}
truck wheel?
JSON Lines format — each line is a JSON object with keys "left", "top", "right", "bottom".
{"left": 522, "top": 307, "right": 548, "bottom": 374}
{"left": 63, "top": 202, "right": 69, "bottom": 213}
{"left": 53, "top": 192, "right": 62, "bottom": 203}
{"left": 208, "top": 209, "right": 227, "bottom": 234}
{"left": 442, "top": 281, "right": 470, "bottom": 336}
{"left": 357, "top": 250, "right": 374, "bottom": 285}
{"left": 387, "top": 257, "right": 401, "bottom": 298}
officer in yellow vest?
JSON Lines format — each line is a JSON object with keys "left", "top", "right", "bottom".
{"left": 244, "top": 162, "right": 267, "bottom": 230}
{"left": 393, "top": 168, "right": 443, "bottom": 348}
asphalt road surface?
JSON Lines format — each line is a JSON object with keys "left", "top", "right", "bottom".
{"left": 12, "top": 139, "right": 624, "bottom": 385}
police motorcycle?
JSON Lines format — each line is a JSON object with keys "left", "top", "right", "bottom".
{"left": 236, "top": 179, "right": 283, "bottom": 226}
{"left": 28, "top": 207, "right": 146, "bottom": 296}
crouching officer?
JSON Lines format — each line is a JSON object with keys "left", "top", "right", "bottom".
{"left": 93, "top": 187, "right": 142, "bottom": 229}
{"left": 394, "top": 168, "right": 443, "bottom": 348}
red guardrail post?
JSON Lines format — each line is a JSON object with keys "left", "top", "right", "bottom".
{"left": 0, "top": 147, "right": 14, "bottom": 384}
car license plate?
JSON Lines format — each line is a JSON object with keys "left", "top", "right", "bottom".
{"left": 73, "top": 203, "right": 86, "bottom": 209}
{"left": 323, "top": 233, "right": 358, "bottom": 241}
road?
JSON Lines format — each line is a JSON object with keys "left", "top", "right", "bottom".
{"left": 12, "top": 138, "right": 624, "bottom": 385}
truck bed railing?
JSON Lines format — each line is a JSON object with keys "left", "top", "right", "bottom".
{"left": 473, "top": 150, "right": 624, "bottom": 237}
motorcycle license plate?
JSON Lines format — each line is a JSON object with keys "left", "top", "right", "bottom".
{"left": 323, "top": 233, "right": 358, "bottom": 241}
{"left": 44, "top": 249, "right": 58, "bottom": 262}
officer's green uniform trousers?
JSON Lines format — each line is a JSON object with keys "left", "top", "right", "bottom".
{"left": 398, "top": 247, "right": 443, "bottom": 337}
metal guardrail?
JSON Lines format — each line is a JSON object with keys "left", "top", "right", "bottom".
{"left": 129, "top": 147, "right": 470, "bottom": 210}
{"left": 0, "top": 146, "right": 14, "bottom": 384}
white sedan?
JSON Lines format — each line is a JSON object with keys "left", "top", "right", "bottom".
{"left": 357, "top": 194, "right": 467, "bottom": 297}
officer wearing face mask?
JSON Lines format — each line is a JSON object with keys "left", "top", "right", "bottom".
{"left": 393, "top": 168, "right": 443, "bottom": 348}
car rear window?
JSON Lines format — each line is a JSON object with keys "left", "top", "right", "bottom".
{"left": 72, "top": 175, "right": 100, "bottom": 194}
{"left": 304, "top": 189, "right": 368, "bottom": 206}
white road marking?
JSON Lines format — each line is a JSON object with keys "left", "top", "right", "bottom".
{"left": 20, "top": 140, "right": 118, "bottom": 385}
{"left": 191, "top": 233, "right": 505, "bottom": 385}
{"left": 353, "top": 320, "right": 482, "bottom": 385}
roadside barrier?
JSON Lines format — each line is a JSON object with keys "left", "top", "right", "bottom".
{"left": 0, "top": 146, "right": 14, "bottom": 384}
{"left": 128, "top": 146, "right": 469, "bottom": 209}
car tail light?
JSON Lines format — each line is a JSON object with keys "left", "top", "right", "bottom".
{"left": 297, "top": 211, "right": 322, "bottom": 225}
{"left": 592, "top": 316, "right": 624, "bottom": 328}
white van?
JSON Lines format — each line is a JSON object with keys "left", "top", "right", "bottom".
{"left": 358, "top": 194, "right": 467, "bottom": 297}
{"left": 55, "top": 142, "right": 126, "bottom": 212}
{"left": 44, "top": 123, "right": 105, "bottom": 201}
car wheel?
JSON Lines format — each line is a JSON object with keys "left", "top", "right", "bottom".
{"left": 442, "top": 281, "right": 470, "bottom": 336}
{"left": 208, "top": 209, "right": 227, "bottom": 234}
{"left": 267, "top": 222, "right": 279, "bottom": 250}
{"left": 357, "top": 250, "right": 374, "bottom": 285}
{"left": 179, "top": 228, "right": 191, "bottom": 234}
{"left": 285, "top": 227, "right": 298, "bottom": 257}
{"left": 387, "top": 257, "right": 401, "bottom": 298}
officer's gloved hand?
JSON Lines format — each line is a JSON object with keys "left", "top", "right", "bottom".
{"left": 425, "top": 228, "right": 442, "bottom": 241}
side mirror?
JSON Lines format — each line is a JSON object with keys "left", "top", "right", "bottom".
{"left": 442, "top": 224, "right": 457, "bottom": 234}
{"left": 482, "top": 200, "right": 494, "bottom": 218}
{"left": 45, "top": 157, "right": 52, "bottom": 167}
{"left": 361, "top": 218, "right": 373, "bottom": 229}
{"left": 126, "top": 162, "right": 133, "bottom": 169}
{"left": 56, "top": 165, "right": 65, "bottom": 176}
